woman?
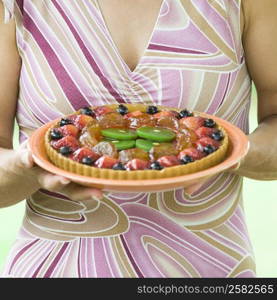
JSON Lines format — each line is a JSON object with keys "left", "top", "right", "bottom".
{"left": 0, "top": 0, "right": 276, "bottom": 278}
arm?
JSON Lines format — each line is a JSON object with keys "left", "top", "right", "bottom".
{"left": 0, "top": 3, "right": 102, "bottom": 208}
{"left": 234, "top": 0, "right": 277, "bottom": 180}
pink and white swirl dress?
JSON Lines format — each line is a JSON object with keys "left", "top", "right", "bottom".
{"left": 1, "top": 0, "right": 256, "bottom": 277}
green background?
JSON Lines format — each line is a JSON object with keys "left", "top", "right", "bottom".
{"left": 0, "top": 87, "right": 276, "bottom": 277}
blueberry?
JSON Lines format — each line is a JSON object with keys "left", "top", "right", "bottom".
{"left": 80, "top": 106, "right": 94, "bottom": 117}
{"left": 81, "top": 156, "right": 95, "bottom": 166}
{"left": 146, "top": 105, "right": 159, "bottom": 115}
{"left": 112, "top": 162, "right": 126, "bottom": 170}
{"left": 203, "top": 145, "right": 217, "bottom": 154}
{"left": 178, "top": 109, "right": 193, "bottom": 119}
{"left": 204, "top": 118, "right": 216, "bottom": 128}
{"left": 60, "top": 118, "right": 73, "bottom": 126}
{"left": 180, "top": 155, "right": 194, "bottom": 164}
{"left": 150, "top": 162, "right": 164, "bottom": 170}
{"left": 50, "top": 129, "right": 63, "bottom": 140}
{"left": 59, "top": 146, "right": 73, "bottom": 156}
{"left": 117, "top": 104, "right": 129, "bottom": 115}
{"left": 211, "top": 130, "right": 224, "bottom": 141}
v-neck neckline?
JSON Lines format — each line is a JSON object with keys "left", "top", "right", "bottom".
{"left": 94, "top": 0, "right": 165, "bottom": 74}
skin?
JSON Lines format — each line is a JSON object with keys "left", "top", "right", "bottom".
{"left": 0, "top": 0, "right": 276, "bottom": 208}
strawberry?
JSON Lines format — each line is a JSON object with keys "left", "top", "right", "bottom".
{"left": 124, "top": 110, "right": 144, "bottom": 119}
{"left": 153, "top": 111, "right": 176, "bottom": 119}
{"left": 195, "top": 126, "right": 217, "bottom": 138}
{"left": 179, "top": 116, "right": 205, "bottom": 131}
{"left": 178, "top": 147, "right": 205, "bottom": 160}
{"left": 196, "top": 137, "right": 220, "bottom": 150}
{"left": 54, "top": 124, "right": 79, "bottom": 138}
{"left": 157, "top": 155, "right": 180, "bottom": 167}
{"left": 51, "top": 135, "right": 80, "bottom": 151}
{"left": 74, "top": 114, "right": 95, "bottom": 130}
{"left": 125, "top": 159, "right": 150, "bottom": 170}
{"left": 94, "top": 156, "right": 119, "bottom": 169}
{"left": 72, "top": 147, "right": 100, "bottom": 163}
{"left": 93, "top": 106, "right": 114, "bottom": 118}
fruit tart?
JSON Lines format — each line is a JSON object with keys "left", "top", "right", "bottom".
{"left": 44, "top": 104, "right": 229, "bottom": 180}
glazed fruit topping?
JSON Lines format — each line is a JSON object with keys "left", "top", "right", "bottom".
{"left": 79, "top": 106, "right": 95, "bottom": 117}
{"left": 180, "top": 155, "right": 194, "bottom": 164}
{"left": 119, "top": 148, "right": 149, "bottom": 164}
{"left": 94, "top": 156, "right": 119, "bottom": 169}
{"left": 74, "top": 115, "right": 95, "bottom": 130}
{"left": 101, "top": 128, "right": 137, "bottom": 140}
{"left": 93, "top": 141, "right": 118, "bottom": 158}
{"left": 149, "top": 143, "right": 179, "bottom": 160}
{"left": 196, "top": 137, "right": 220, "bottom": 149}
{"left": 211, "top": 130, "right": 224, "bottom": 141}
{"left": 179, "top": 116, "right": 205, "bottom": 131}
{"left": 110, "top": 140, "right": 136, "bottom": 150}
{"left": 81, "top": 157, "right": 95, "bottom": 166}
{"left": 178, "top": 109, "right": 193, "bottom": 119}
{"left": 60, "top": 118, "right": 73, "bottom": 127}
{"left": 125, "top": 159, "right": 149, "bottom": 170}
{"left": 50, "top": 129, "right": 63, "bottom": 140}
{"left": 53, "top": 124, "right": 79, "bottom": 138}
{"left": 125, "top": 112, "right": 156, "bottom": 129}
{"left": 146, "top": 105, "right": 159, "bottom": 115}
{"left": 59, "top": 146, "right": 73, "bottom": 156}
{"left": 195, "top": 126, "right": 217, "bottom": 138}
{"left": 72, "top": 147, "right": 100, "bottom": 163}
{"left": 153, "top": 111, "right": 176, "bottom": 119}
{"left": 204, "top": 118, "right": 216, "bottom": 128}
{"left": 94, "top": 106, "right": 114, "bottom": 118}
{"left": 135, "top": 139, "right": 159, "bottom": 152}
{"left": 157, "top": 156, "right": 180, "bottom": 167}
{"left": 156, "top": 116, "right": 179, "bottom": 131}
{"left": 98, "top": 112, "right": 127, "bottom": 129}
{"left": 203, "top": 145, "right": 217, "bottom": 155}
{"left": 137, "top": 126, "right": 176, "bottom": 142}
{"left": 112, "top": 162, "right": 126, "bottom": 170}
{"left": 51, "top": 135, "right": 80, "bottom": 151}
{"left": 117, "top": 104, "right": 129, "bottom": 115}
{"left": 178, "top": 148, "right": 205, "bottom": 160}
{"left": 150, "top": 161, "right": 164, "bottom": 170}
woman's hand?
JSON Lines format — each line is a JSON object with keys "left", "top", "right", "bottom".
{"left": 9, "top": 140, "right": 103, "bottom": 202}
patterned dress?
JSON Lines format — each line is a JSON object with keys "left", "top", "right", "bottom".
{"left": 1, "top": 0, "right": 256, "bottom": 277}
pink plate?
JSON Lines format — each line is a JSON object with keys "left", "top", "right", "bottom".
{"left": 29, "top": 115, "right": 249, "bottom": 193}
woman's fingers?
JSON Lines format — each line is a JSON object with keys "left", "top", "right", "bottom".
{"left": 60, "top": 183, "right": 103, "bottom": 201}
{"left": 34, "top": 168, "right": 103, "bottom": 201}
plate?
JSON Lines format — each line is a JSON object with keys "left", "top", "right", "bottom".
{"left": 29, "top": 114, "right": 249, "bottom": 193}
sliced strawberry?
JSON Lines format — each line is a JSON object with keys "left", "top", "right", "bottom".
{"left": 125, "top": 159, "right": 150, "bottom": 170}
{"left": 179, "top": 116, "right": 205, "bottom": 131}
{"left": 51, "top": 135, "right": 80, "bottom": 151}
{"left": 178, "top": 147, "right": 205, "bottom": 160}
{"left": 93, "top": 106, "right": 114, "bottom": 118}
{"left": 195, "top": 126, "right": 217, "bottom": 138}
{"left": 67, "top": 114, "right": 79, "bottom": 123}
{"left": 124, "top": 110, "right": 144, "bottom": 118}
{"left": 196, "top": 137, "right": 220, "bottom": 150}
{"left": 74, "top": 114, "right": 95, "bottom": 130}
{"left": 157, "top": 155, "right": 180, "bottom": 167}
{"left": 54, "top": 124, "right": 79, "bottom": 138}
{"left": 153, "top": 111, "right": 176, "bottom": 119}
{"left": 94, "top": 156, "right": 119, "bottom": 169}
{"left": 72, "top": 147, "right": 100, "bottom": 163}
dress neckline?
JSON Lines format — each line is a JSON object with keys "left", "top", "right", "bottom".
{"left": 94, "top": 0, "right": 166, "bottom": 74}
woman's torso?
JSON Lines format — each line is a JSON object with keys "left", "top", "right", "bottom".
{"left": 2, "top": 0, "right": 255, "bottom": 277}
